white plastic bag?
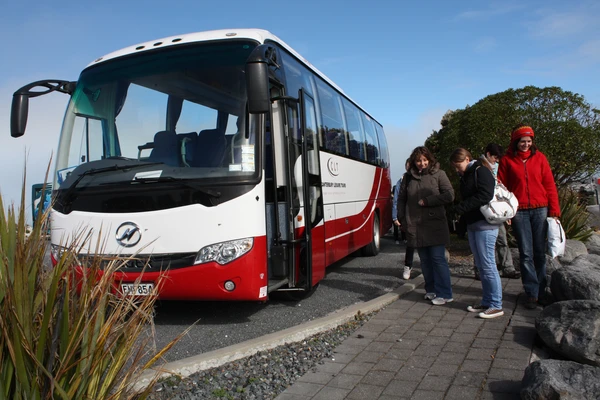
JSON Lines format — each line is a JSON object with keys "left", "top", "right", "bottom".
{"left": 547, "top": 218, "right": 566, "bottom": 258}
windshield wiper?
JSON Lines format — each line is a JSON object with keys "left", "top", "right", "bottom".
{"left": 130, "top": 176, "right": 222, "bottom": 198}
{"left": 61, "top": 162, "right": 164, "bottom": 202}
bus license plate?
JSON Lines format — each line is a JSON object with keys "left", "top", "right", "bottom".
{"left": 121, "top": 283, "right": 154, "bottom": 296}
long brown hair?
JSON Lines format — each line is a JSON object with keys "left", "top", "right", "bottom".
{"left": 409, "top": 146, "right": 436, "bottom": 171}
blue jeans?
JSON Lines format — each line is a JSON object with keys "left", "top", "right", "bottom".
{"left": 468, "top": 228, "right": 502, "bottom": 309}
{"left": 511, "top": 207, "right": 548, "bottom": 299}
{"left": 418, "top": 245, "right": 452, "bottom": 299}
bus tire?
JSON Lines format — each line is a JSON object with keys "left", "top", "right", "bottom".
{"left": 362, "top": 213, "right": 380, "bottom": 256}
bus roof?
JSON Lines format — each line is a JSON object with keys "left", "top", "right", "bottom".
{"left": 87, "top": 28, "right": 377, "bottom": 125}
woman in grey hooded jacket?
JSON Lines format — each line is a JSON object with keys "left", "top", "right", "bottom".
{"left": 397, "top": 146, "right": 455, "bottom": 304}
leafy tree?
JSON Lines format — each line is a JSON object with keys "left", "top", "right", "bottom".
{"left": 426, "top": 86, "right": 600, "bottom": 187}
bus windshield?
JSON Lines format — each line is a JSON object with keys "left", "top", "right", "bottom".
{"left": 54, "top": 40, "right": 260, "bottom": 189}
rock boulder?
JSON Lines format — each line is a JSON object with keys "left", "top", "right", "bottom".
{"left": 586, "top": 232, "right": 600, "bottom": 255}
{"left": 550, "top": 254, "right": 600, "bottom": 301}
{"left": 521, "top": 359, "right": 600, "bottom": 400}
{"left": 536, "top": 300, "right": 600, "bottom": 366}
{"left": 558, "top": 239, "right": 588, "bottom": 264}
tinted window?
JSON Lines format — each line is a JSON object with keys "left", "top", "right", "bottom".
{"left": 316, "top": 81, "right": 346, "bottom": 155}
{"left": 343, "top": 99, "right": 366, "bottom": 160}
{"left": 361, "top": 114, "right": 379, "bottom": 164}
{"left": 374, "top": 123, "right": 390, "bottom": 168}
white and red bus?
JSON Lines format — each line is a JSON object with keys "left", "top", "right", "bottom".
{"left": 11, "top": 29, "right": 392, "bottom": 301}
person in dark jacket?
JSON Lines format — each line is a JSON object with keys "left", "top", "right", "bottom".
{"left": 451, "top": 148, "right": 504, "bottom": 319}
{"left": 397, "top": 146, "right": 454, "bottom": 305}
{"left": 498, "top": 124, "right": 561, "bottom": 309}
{"left": 393, "top": 159, "right": 414, "bottom": 279}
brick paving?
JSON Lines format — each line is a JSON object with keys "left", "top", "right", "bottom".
{"left": 276, "top": 276, "right": 539, "bottom": 400}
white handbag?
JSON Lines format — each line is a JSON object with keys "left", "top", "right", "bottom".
{"left": 479, "top": 181, "right": 519, "bottom": 224}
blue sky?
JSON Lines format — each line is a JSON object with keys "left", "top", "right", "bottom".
{"left": 1, "top": 0, "right": 599, "bottom": 219}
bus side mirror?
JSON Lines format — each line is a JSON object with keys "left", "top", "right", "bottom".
{"left": 10, "top": 80, "right": 76, "bottom": 138}
{"left": 11, "top": 93, "right": 29, "bottom": 138}
{"left": 246, "top": 61, "right": 270, "bottom": 114}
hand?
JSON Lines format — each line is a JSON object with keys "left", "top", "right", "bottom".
{"left": 418, "top": 199, "right": 425, "bottom": 206}
{"left": 393, "top": 220, "right": 401, "bottom": 226}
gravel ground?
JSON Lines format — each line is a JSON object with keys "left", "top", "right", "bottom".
{"left": 145, "top": 241, "right": 476, "bottom": 400}
{"left": 146, "top": 315, "right": 372, "bottom": 400}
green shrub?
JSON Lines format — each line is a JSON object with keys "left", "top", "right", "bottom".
{"left": 0, "top": 180, "right": 184, "bottom": 399}
{"left": 558, "top": 187, "right": 594, "bottom": 242}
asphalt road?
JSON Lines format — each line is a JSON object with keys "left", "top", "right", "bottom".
{"left": 149, "top": 233, "right": 414, "bottom": 363}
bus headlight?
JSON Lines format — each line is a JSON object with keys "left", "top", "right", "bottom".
{"left": 50, "top": 244, "right": 67, "bottom": 260}
{"left": 194, "top": 238, "right": 254, "bottom": 265}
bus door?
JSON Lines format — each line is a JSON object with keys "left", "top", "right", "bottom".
{"left": 291, "top": 89, "right": 325, "bottom": 289}
{"left": 266, "top": 87, "right": 325, "bottom": 295}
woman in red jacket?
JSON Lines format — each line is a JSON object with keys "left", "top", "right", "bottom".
{"left": 498, "top": 125, "right": 560, "bottom": 309}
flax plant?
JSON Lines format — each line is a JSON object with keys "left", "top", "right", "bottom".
{"left": 0, "top": 176, "right": 186, "bottom": 399}
{"left": 558, "top": 187, "right": 594, "bottom": 242}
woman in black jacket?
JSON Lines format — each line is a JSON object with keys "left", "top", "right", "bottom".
{"left": 450, "top": 148, "right": 504, "bottom": 319}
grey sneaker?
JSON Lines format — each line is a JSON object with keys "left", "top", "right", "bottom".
{"left": 431, "top": 297, "right": 453, "bottom": 306}
{"left": 424, "top": 292, "right": 436, "bottom": 300}
{"left": 502, "top": 267, "right": 521, "bottom": 279}
{"left": 467, "top": 304, "right": 487, "bottom": 313}
{"left": 403, "top": 266, "right": 412, "bottom": 280}
{"left": 478, "top": 308, "right": 504, "bottom": 319}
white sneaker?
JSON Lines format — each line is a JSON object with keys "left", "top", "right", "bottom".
{"left": 424, "top": 292, "right": 436, "bottom": 300}
{"left": 467, "top": 304, "right": 487, "bottom": 313}
{"left": 431, "top": 297, "right": 454, "bottom": 306}
{"left": 403, "top": 266, "right": 412, "bottom": 280}
{"left": 478, "top": 308, "right": 504, "bottom": 319}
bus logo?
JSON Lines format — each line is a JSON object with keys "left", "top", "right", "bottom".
{"left": 327, "top": 158, "right": 339, "bottom": 176}
{"left": 116, "top": 222, "right": 142, "bottom": 247}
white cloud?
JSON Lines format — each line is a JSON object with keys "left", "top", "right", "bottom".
{"left": 529, "top": 6, "right": 598, "bottom": 39}
{"left": 474, "top": 37, "right": 497, "bottom": 53}
{"left": 384, "top": 108, "right": 445, "bottom": 183}
{"left": 501, "top": 38, "right": 600, "bottom": 76}
{"left": 455, "top": 3, "right": 524, "bottom": 21}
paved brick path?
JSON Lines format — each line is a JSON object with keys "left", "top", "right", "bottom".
{"left": 276, "top": 275, "right": 539, "bottom": 400}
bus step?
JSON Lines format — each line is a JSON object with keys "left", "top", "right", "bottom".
{"left": 267, "top": 279, "right": 289, "bottom": 292}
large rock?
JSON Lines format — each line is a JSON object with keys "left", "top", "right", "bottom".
{"left": 521, "top": 359, "right": 600, "bottom": 400}
{"left": 550, "top": 254, "right": 600, "bottom": 301}
{"left": 558, "top": 239, "right": 588, "bottom": 264}
{"left": 511, "top": 249, "right": 558, "bottom": 271}
{"left": 536, "top": 300, "right": 600, "bottom": 366}
{"left": 510, "top": 249, "right": 562, "bottom": 288}
{"left": 586, "top": 232, "right": 600, "bottom": 255}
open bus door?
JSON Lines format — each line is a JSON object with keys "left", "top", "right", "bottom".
{"left": 295, "top": 89, "right": 325, "bottom": 292}
{"left": 264, "top": 87, "right": 325, "bottom": 299}
{"left": 246, "top": 46, "right": 324, "bottom": 298}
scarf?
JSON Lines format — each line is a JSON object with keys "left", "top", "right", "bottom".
{"left": 517, "top": 150, "right": 531, "bottom": 160}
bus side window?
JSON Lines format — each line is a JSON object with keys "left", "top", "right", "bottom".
{"left": 361, "top": 115, "right": 379, "bottom": 164}
{"left": 343, "top": 99, "right": 366, "bottom": 161}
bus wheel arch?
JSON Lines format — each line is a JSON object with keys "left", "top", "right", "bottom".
{"left": 361, "top": 211, "right": 380, "bottom": 256}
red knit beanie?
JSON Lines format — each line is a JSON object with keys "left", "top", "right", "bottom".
{"left": 511, "top": 126, "right": 534, "bottom": 143}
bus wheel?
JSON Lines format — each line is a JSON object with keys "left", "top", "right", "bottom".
{"left": 362, "top": 213, "right": 380, "bottom": 256}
